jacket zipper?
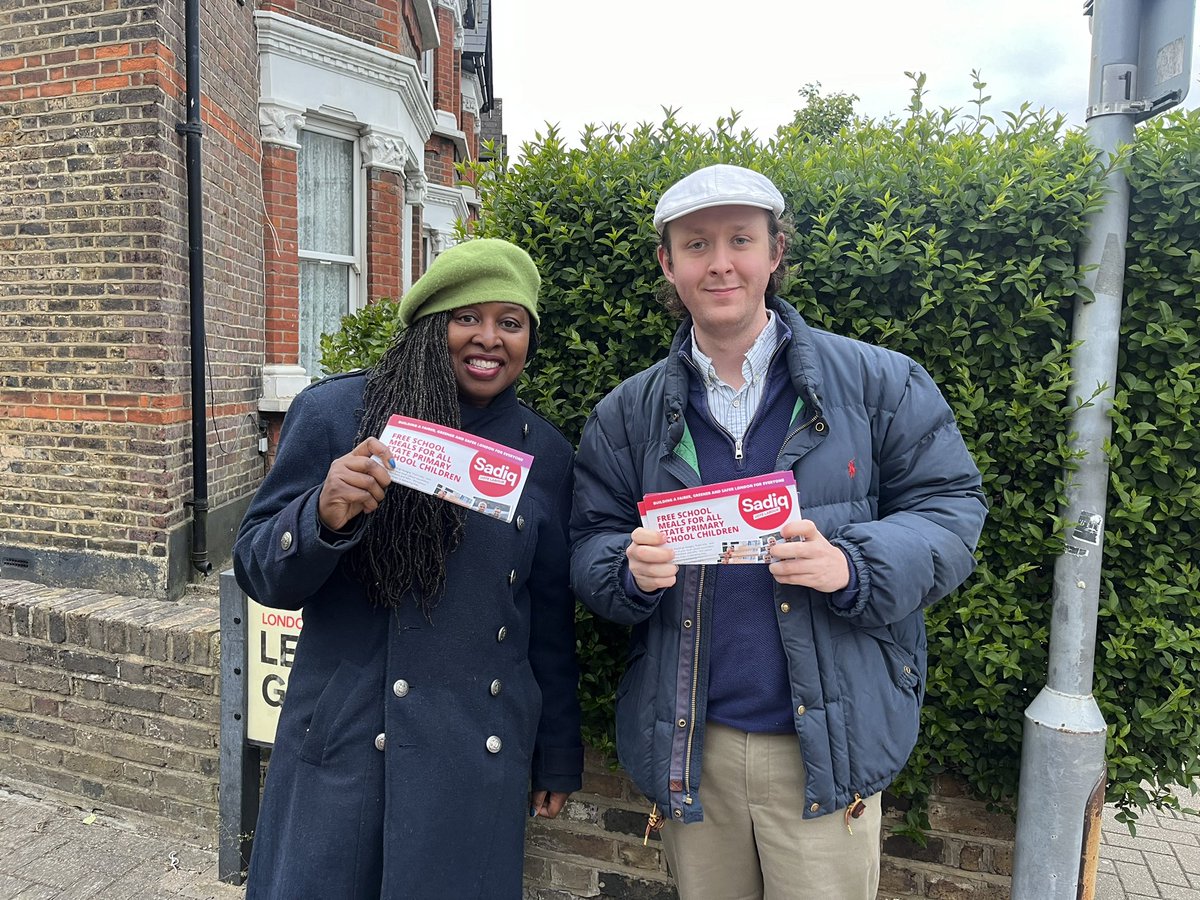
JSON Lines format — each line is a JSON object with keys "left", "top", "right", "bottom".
{"left": 683, "top": 565, "right": 706, "bottom": 806}
{"left": 781, "top": 409, "right": 820, "bottom": 458}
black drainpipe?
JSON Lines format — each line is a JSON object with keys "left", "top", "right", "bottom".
{"left": 176, "top": 0, "right": 212, "bottom": 577}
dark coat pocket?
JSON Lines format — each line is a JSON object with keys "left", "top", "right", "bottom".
{"left": 297, "top": 660, "right": 365, "bottom": 766}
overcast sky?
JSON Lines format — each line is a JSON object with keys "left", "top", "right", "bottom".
{"left": 490, "top": 1, "right": 1199, "bottom": 155}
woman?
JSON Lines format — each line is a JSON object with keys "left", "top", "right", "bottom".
{"left": 233, "top": 239, "right": 583, "bottom": 900}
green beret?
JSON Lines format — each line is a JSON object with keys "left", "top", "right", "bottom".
{"left": 397, "top": 238, "right": 541, "bottom": 328}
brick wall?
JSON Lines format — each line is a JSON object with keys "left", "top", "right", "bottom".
{"left": 425, "top": 138, "right": 457, "bottom": 184}
{"left": 264, "top": 0, "right": 420, "bottom": 58}
{"left": 524, "top": 749, "right": 676, "bottom": 900}
{"left": 0, "top": 0, "right": 263, "bottom": 598}
{"left": 879, "top": 779, "right": 1014, "bottom": 899}
{"left": 0, "top": 579, "right": 222, "bottom": 833}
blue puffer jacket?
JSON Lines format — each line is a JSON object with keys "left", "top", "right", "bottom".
{"left": 570, "top": 298, "right": 987, "bottom": 824}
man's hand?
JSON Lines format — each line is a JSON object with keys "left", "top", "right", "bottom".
{"left": 530, "top": 789, "right": 570, "bottom": 819}
{"left": 626, "top": 527, "right": 678, "bottom": 593}
{"left": 316, "top": 437, "right": 395, "bottom": 532}
{"left": 767, "top": 518, "right": 850, "bottom": 592}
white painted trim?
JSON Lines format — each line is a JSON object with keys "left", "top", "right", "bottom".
{"left": 362, "top": 127, "right": 415, "bottom": 174}
{"left": 259, "top": 100, "right": 306, "bottom": 148}
{"left": 259, "top": 364, "right": 311, "bottom": 412}
{"left": 403, "top": 200, "right": 415, "bottom": 292}
{"left": 254, "top": 11, "right": 436, "bottom": 139}
{"left": 405, "top": 170, "right": 429, "bottom": 205}
{"left": 426, "top": 181, "right": 470, "bottom": 222}
{"left": 433, "top": 109, "right": 470, "bottom": 160}
{"left": 422, "top": 181, "right": 471, "bottom": 248}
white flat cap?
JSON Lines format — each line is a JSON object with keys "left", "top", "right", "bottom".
{"left": 653, "top": 164, "right": 785, "bottom": 234}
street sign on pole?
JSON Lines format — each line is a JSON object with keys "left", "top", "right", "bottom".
{"left": 1086, "top": 0, "right": 1196, "bottom": 120}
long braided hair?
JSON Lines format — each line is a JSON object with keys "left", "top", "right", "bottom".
{"left": 347, "top": 311, "right": 466, "bottom": 617}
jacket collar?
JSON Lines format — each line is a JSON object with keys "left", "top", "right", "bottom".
{"left": 663, "top": 297, "right": 825, "bottom": 440}
{"left": 460, "top": 385, "right": 519, "bottom": 432}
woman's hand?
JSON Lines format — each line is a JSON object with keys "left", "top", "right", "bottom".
{"left": 316, "top": 437, "right": 395, "bottom": 532}
{"left": 529, "top": 789, "right": 570, "bottom": 819}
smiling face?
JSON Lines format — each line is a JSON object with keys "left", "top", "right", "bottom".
{"left": 446, "top": 302, "right": 531, "bottom": 407}
{"left": 658, "top": 205, "right": 784, "bottom": 349}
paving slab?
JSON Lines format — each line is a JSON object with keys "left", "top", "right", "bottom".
{"left": 0, "top": 786, "right": 243, "bottom": 900}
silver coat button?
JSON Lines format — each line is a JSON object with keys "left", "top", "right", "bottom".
{"left": 280, "top": 531, "right": 293, "bottom": 551}
{"left": 496, "top": 626, "right": 507, "bottom": 642}
{"left": 374, "top": 733, "right": 386, "bottom": 752}
{"left": 486, "top": 735, "right": 502, "bottom": 753}
{"left": 490, "top": 679, "right": 502, "bottom": 696}
{"left": 516, "top": 515, "right": 525, "bottom": 531}
{"left": 508, "top": 569, "right": 517, "bottom": 585}
{"left": 392, "top": 679, "right": 409, "bottom": 698}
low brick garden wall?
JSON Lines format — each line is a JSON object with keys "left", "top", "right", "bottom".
{"left": 0, "top": 579, "right": 222, "bottom": 834}
{"left": 0, "top": 576, "right": 1014, "bottom": 898}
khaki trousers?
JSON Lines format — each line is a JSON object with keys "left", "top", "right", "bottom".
{"left": 661, "top": 722, "right": 881, "bottom": 900}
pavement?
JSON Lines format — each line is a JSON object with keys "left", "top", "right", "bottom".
{"left": 1, "top": 781, "right": 1198, "bottom": 898}
{"left": 0, "top": 784, "right": 244, "bottom": 900}
{"left": 1095, "top": 782, "right": 1200, "bottom": 900}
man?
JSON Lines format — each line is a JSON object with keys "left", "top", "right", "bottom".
{"left": 570, "top": 164, "right": 987, "bottom": 898}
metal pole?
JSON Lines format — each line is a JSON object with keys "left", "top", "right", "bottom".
{"left": 1011, "top": 1, "right": 1140, "bottom": 895}
{"left": 218, "top": 570, "right": 260, "bottom": 884}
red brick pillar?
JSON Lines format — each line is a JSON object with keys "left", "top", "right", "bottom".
{"left": 433, "top": 5, "right": 460, "bottom": 121}
{"left": 368, "top": 169, "right": 403, "bottom": 301}
{"left": 257, "top": 103, "right": 309, "bottom": 408}
{"left": 262, "top": 143, "right": 299, "bottom": 365}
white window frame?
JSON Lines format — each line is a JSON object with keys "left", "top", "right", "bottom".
{"left": 297, "top": 120, "right": 367, "bottom": 316}
{"left": 420, "top": 48, "right": 435, "bottom": 103}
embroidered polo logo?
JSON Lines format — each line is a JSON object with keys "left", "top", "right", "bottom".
{"left": 848, "top": 458, "right": 857, "bottom": 479}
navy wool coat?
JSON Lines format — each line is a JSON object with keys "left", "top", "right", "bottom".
{"left": 234, "top": 374, "right": 583, "bottom": 900}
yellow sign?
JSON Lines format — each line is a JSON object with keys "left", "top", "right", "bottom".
{"left": 246, "top": 599, "right": 303, "bottom": 745}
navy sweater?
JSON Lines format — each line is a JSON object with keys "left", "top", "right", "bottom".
{"left": 686, "top": 351, "right": 798, "bottom": 733}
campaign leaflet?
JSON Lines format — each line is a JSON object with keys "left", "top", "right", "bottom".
{"left": 637, "top": 472, "right": 802, "bottom": 565}
{"left": 375, "top": 415, "right": 533, "bottom": 523}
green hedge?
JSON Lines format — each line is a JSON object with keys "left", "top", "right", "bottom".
{"left": 325, "top": 101, "right": 1200, "bottom": 826}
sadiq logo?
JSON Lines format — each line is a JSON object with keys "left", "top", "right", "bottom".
{"left": 469, "top": 451, "right": 521, "bottom": 498}
{"left": 737, "top": 484, "right": 792, "bottom": 530}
